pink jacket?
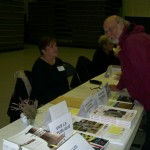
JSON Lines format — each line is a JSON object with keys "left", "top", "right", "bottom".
{"left": 117, "top": 23, "right": 150, "bottom": 111}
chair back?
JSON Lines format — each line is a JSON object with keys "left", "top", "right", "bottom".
{"left": 7, "top": 70, "right": 32, "bottom": 123}
{"left": 63, "top": 62, "right": 76, "bottom": 77}
{"left": 70, "top": 56, "right": 92, "bottom": 88}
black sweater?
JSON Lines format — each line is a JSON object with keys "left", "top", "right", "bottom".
{"left": 31, "top": 57, "right": 69, "bottom": 106}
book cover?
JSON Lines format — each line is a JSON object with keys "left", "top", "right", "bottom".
{"left": 73, "top": 116, "right": 109, "bottom": 136}
{"left": 107, "top": 100, "right": 134, "bottom": 110}
{"left": 89, "top": 105, "right": 137, "bottom": 128}
{"left": 79, "top": 133, "right": 109, "bottom": 150}
{"left": 109, "top": 93, "right": 135, "bottom": 104}
{"left": 117, "top": 95, "right": 135, "bottom": 103}
{"left": 114, "top": 101, "right": 134, "bottom": 109}
{"left": 108, "top": 92, "right": 135, "bottom": 109}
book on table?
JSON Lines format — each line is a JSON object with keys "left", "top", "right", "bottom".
{"left": 107, "top": 101, "right": 135, "bottom": 110}
{"left": 79, "top": 133, "right": 108, "bottom": 150}
{"left": 72, "top": 116, "right": 130, "bottom": 146}
{"left": 3, "top": 125, "right": 97, "bottom": 150}
{"left": 89, "top": 105, "right": 137, "bottom": 128}
{"left": 107, "top": 93, "right": 135, "bottom": 110}
{"left": 109, "top": 92, "right": 135, "bottom": 104}
{"left": 3, "top": 125, "right": 65, "bottom": 150}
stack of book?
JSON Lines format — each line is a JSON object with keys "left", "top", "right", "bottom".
{"left": 72, "top": 116, "right": 130, "bottom": 146}
{"left": 89, "top": 105, "right": 137, "bottom": 128}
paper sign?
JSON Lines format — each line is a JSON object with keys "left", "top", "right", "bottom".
{"left": 43, "top": 101, "right": 68, "bottom": 130}
{"left": 93, "top": 83, "right": 110, "bottom": 108}
{"left": 3, "top": 140, "right": 19, "bottom": 150}
{"left": 48, "top": 113, "right": 73, "bottom": 138}
{"left": 104, "top": 82, "right": 111, "bottom": 99}
{"left": 78, "top": 95, "right": 94, "bottom": 118}
{"left": 93, "top": 88, "right": 107, "bottom": 107}
{"left": 49, "top": 101, "right": 68, "bottom": 121}
{"left": 57, "top": 133, "right": 94, "bottom": 150}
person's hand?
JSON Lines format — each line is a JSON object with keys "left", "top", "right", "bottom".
{"left": 113, "top": 45, "right": 121, "bottom": 57}
{"left": 109, "top": 84, "right": 119, "bottom": 91}
{"left": 114, "top": 72, "right": 122, "bottom": 80}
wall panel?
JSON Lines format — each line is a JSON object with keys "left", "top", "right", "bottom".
{"left": 0, "top": 1, "right": 24, "bottom": 52}
{"left": 28, "top": 0, "right": 122, "bottom": 48}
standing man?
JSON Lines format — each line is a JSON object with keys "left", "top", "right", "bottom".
{"left": 103, "top": 15, "right": 150, "bottom": 150}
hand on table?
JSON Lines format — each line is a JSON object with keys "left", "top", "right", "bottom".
{"left": 109, "top": 84, "right": 119, "bottom": 91}
{"left": 114, "top": 72, "right": 122, "bottom": 80}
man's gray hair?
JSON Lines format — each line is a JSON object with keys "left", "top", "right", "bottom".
{"left": 114, "top": 15, "right": 130, "bottom": 26}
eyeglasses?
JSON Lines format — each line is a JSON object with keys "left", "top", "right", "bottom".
{"left": 104, "top": 23, "right": 118, "bottom": 35}
{"left": 90, "top": 85, "right": 103, "bottom": 90}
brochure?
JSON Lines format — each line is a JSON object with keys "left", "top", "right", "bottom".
{"left": 72, "top": 116, "right": 129, "bottom": 145}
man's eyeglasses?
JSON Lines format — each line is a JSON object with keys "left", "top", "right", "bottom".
{"left": 90, "top": 85, "right": 103, "bottom": 90}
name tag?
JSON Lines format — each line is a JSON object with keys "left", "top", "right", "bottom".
{"left": 57, "top": 66, "right": 65, "bottom": 71}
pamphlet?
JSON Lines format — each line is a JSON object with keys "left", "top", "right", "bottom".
{"left": 72, "top": 116, "right": 129, "bottom": 145}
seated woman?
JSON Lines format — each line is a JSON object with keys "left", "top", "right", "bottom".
{"left": 89, "top": 35, "right": 120, "bottom": 78}
{"left": 31, "top": 36, "right": 69, "bottom": 106}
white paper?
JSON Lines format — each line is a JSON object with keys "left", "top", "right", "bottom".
{"left": 3, "top": 126, "right": 50, "bottom": 150}
{"left": 48, "top": 113, "right": 73, "bottom": 139}
{"left": 43, "top": 101, "right": 69, "bottom": 130}
{"left": 57, "top": 133, "right": 94, "bottom": 150}
{"left": 93, "top": 88, "right": 107, "bottom": 107}
{"left": 78, "top": 95, "right": 94, "bottom": 118}
{"left": 49, "top": 101, "right": 68, "bottom": 121}
{"left": 93, "top": 83, "right": 110, "bottom": 108}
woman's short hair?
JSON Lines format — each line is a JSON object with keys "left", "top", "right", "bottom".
{"left": 38, "top": 36, "right": 55, "bottom": 55}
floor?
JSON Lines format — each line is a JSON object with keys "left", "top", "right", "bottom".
{"left": 0, "top": 44, "right": 145, "bottom": 149}
{"left": 130, "top": 130, "right": 145, "bottom": 150}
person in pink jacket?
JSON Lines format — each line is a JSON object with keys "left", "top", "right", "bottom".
{"left": 103, "top": 15, "right": 150, "bottom": 150}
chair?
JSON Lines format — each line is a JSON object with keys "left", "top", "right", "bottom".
{"left": 63, "top": 62, "right": 81, "bottom": 89}
{"left": 7, "top": 70, "right": 32, "bottom": 123}
{"left": 63, "top": 62, "right": 76, "bottom": 78}
{"left": 70, "top": 56, "right": 92, "bottom": 88}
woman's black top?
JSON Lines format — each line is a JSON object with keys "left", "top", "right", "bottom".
{"left": 31, "top": 57, "right": 69, "bottom": 106}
